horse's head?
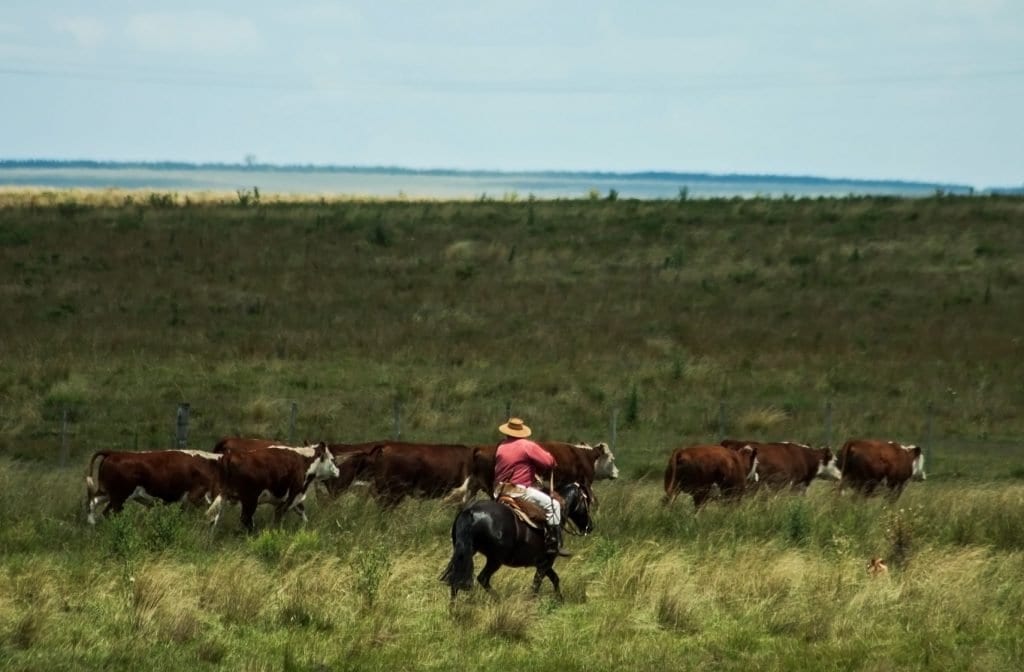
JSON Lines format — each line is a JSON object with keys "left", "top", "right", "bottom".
{"left": 558, "top": 482, "right": 594, "bottom": 535}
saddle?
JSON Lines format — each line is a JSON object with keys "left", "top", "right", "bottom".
{"left": 493, "top": 483, "right": 564, "bottom": 529}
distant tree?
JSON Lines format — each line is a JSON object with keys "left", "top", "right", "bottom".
{"left": 244, "top": 154, "right": 257, "bottom": 168}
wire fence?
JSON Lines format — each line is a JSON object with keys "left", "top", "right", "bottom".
{"left": 29, "top": 396, "right": 1024, "bottom": 480}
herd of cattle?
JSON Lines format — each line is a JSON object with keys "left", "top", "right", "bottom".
{"left": 83, "top": 436, "right": 926, "bottom": 530}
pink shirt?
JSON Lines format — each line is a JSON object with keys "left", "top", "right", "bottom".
{"left": 495, "top": 438, "right": 557, "bottom": 487}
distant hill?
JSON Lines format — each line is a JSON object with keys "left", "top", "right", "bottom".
{"left": 0, "top": 159, "right": 983, "bottom": 198}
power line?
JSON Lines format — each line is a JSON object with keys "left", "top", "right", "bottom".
{"left": 1, "top": 62, "right": 1022, "bottom": 95}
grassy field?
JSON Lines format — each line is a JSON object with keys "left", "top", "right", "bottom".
{"left": 1, "top": 190, "right": 1023, "bottom": 670}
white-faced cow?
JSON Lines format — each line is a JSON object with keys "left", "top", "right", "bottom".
{"left": 720, "top": 439, "right": 841, "bottom": 492}
{"left": 84, "top": 449, "right": 222, "bottom": 525}
{"left": 214, "top": 436, "right": 380, "bottom": 497}
{"left": 837, "top": 439, "right": 926, "bottom": 498}
{"left": 207, "top": 441, "right": 339, "bottom": 532}
{"left": 663, "top": 443, "right": 759, "bottom": 509}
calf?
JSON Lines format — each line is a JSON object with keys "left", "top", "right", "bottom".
{"left": 208, "top": 441, "right": 339, "bottom": 532}
{"left": 721, "top": 439, "right": 841, "bottom": 492}
{"left": 837, "top": 439, "right": 926, "bottom": 498}
{"left": 84, "top": 449, "right": 222, "bottom": 525}
{"left": 663, "top": 443, "right": 759, "bottom": 509}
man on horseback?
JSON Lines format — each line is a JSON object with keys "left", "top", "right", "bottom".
{"left": 494, "top": 417, "right": 571, "bottom": 557}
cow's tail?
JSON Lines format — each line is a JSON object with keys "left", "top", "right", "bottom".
{"left": 84, "top": 451, "right": 111, "bottom": 524}
{"left": 440, "top": 508, "right": 475, "bottom": 595}
{"left": 663, "top": 450, "right": 680, "bottom": 503}
{"left": 836, "top": 441, "right": 854, "bottom": 472}
{"left": 205, "top": 449, "right": 237, "bottom": 527}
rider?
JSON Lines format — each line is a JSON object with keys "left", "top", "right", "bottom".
{"left": 493, "top": 417, "right": 571, "bottom": 557}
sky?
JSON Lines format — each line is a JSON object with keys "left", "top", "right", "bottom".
{"left": 1, "top": 1, "right": 1022, "bottom": 189}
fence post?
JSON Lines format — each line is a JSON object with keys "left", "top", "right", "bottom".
{"left": 60, "top": 408, "right": 69, "bottom": 467}
{"left": 717, "top": 400, "right": 725, "bottom": 441}
{"left": 925, "top": 401, "right": 934, "bottom": 473}
{"left": 288, "top": 401, "right": 298, "bottom": 445}
{"left": 393, "top": 397, "right": 401, "bottom": 440}
{"left": 825, "top": 400, "right": 833, "bottom": 447}
{"left": 175, "top": 403, "right": 190, "bottom": 449}
{"left": 610, "top": 408, "right": 619, "bottom": 454}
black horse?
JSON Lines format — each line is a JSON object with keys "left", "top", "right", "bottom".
{"left": 441, "top": 482, "right": 593, "bottom": 600}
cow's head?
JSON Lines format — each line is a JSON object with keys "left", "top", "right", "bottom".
{"left": 587, "top": 442, "right": 619, "bottom": 480}
{"left": 815, "top": 446, "right": 842, "bottom": 481}
{"left": 308, "top": 442, "right": 340, "bottom": 481}
{"left": 903, "top": 444, "right": 926, "bottom": 481}
{"left": 737, "top": 444, "right": 758, "bottom": 482}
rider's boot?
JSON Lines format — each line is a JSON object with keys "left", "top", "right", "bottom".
{"left": 545, "top": 523, "right": 572, "bottom": 557}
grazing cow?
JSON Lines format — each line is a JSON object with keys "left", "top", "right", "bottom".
{"left": 837, "top": 439, "right": 926, "bottom": 498}
{"left": 208, "top": 441, "right": 339, "bottom": 532}
{"left": 365, "top": 442, "right": 479, "bottom": 507}
{"left": 720, "top": 439, "right": 841, "bottom": 492}
{"left": 469, "top": 441, "right": 618, "bottom": 505}
{"left": 663, "top": 444, "right": 759, "bottom": 509}
{"left": 84, "top": 449, "right": 222, "bottom": 525}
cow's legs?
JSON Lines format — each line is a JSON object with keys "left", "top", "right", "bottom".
{"left": 441, "top": 477, "right": 473, "bottom": 505}
{"left": 691, "top": 488, "right": 712, "bottom": 510}
{"left": 205, "top": 495, "right": 224, "bottom": 528}
{"left": 87, "top": 494, "right": 109, "bottom": 525}
{"left": 240, "top": 498, "right": 258, "bottom": 533}
{"left": 477, "top": 557, "right": 501, "bottom": 596}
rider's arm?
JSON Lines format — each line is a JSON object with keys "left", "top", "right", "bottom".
{"left": 525, "top": 442, "right": 556, "bottom": 472}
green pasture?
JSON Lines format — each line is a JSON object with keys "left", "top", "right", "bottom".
{"left": 1, "top": 191, "right": 1023, "bottom": 670}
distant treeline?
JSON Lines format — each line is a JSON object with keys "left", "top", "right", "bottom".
{"left": 0, "top": 159, "right": 977, "bottom": 193}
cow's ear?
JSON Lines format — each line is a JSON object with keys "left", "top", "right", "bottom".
{"left": 595, "top": 442, "right": 609, "bottom": 455}
{"left": 913, "top": 445, "right": 922, "bottom": 456}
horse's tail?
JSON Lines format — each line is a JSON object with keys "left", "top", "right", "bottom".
{"left": 440, "top": 508, "right": 475, "bottom": 591}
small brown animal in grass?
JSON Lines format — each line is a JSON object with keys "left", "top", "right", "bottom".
{"left": 867, "top": 557, "right": 889, "bottom": 576}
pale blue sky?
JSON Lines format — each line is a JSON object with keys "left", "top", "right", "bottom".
{"left": 2, "top": 1, "right": 1022, "bottom": 188}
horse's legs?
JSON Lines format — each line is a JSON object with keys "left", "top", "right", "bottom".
{"left": 531, "top": 568, "right": 545, "bottom": 595}
{"left": 545, "top": 567, "right": 562, "bottom": 601}
{"left": 477, "top": 557, "right": 501, "bottom": 596}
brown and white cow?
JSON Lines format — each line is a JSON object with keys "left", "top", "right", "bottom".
{"left": 720, "top": 439, "right": 841, "bottom": 492}
{"left": 362, "top": 442, "right": 479, "bottom": 507}
{"left": 85, "top": 449, "right": 222, "bottom": 525}
{"left": 207, "top": 441, "right": 339, "bottom": 531}
{"left": 663, "top": 443, "right": 759, "bottom": 509}
{"left": 214, "top": 436, "right": 381, "bottom": 497}
{"left": 837, "top": 439, "right": 926, "bottom": 497}
{"left": 469, "top": 441, "right": 618, "bottom": 505}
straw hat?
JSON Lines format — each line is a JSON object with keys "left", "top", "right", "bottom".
{"left": 498, "top": 417, "right": 532, "bottom": 438}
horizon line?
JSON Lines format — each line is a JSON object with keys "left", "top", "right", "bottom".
{"left": 0, "top": 158, "right": 981, "bottom": 191}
